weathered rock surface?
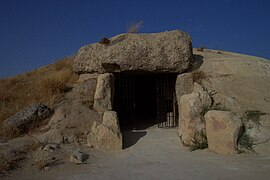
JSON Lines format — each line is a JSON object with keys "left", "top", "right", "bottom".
{"left": 245, "top": 115, "right": 270, "bottom": 145}
{"left": 72, "top": 73, "right": 98, "bottom": 108}
{"left": 175, "top": 73, "right": 194, "bottom": 102}
{"left": 242, "top": 114, "right": 270, "bottom": 154}
{"left": 73, "top": 30, "right": 193, "bottom": 74}
{"left": 179, "top": 83, "right": 212, "bottom": 145}
{"left": 191, "top": 48, "right": 270, "bottom": 154}
{"left": 87, "top": 111, "right": 122, "bottom": 151}
{"left": 3, "top": 104, "right": 52, "bottom": 132}
{"left": 42, "top": 144, "right": 59, "bottom": 152}
{"left": 37, "top": 74, "right": 102, "bottom": 144}
{"left": 195, "top": 49, "right": 270, "bottom": 115}
{"left": 205, "top": 110, "right": 242, "bottom": 155}
{"left": 93, "top": 73, "right": 114, "bottom": 114}
{"left": 69, "top": 149, "right": 89, "bottom": 164}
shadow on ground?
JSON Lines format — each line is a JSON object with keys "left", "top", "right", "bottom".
{"left": 122, "top": 130, "right": 147, "bottom": 149}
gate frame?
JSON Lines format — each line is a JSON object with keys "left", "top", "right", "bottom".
{"left": 113, "top": 73, "right": 178, "bottom": 129}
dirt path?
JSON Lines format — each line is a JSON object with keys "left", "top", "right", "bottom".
{"left": 3, "top": 126, "right": 270, "bottom": 180}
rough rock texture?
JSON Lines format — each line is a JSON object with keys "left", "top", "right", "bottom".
{"left": 195, "top": 49, "right": 270, "bottom": 115}
{"left": 38, "top": 74, "right": 102, "bottom": 144}
{"left": 87, "top": 111, "right": 122, "bottom": 151}
{"left": 73, "top": 30, "right": 193, "bottom": 74}
{"left": 245, "top": 115, "right": 270, "bottom": 145}
{"left": 3, "top": 104, "right": 52, "bottom": 132}
{"left": 193, "top": 48, "right": 270, "bottom": 154}
{"left": 178, "top": 83, "right": 212, "bottom": 145}
{"left": 43, "top": 144, "right": 59, "bottom": 152}
{"left": 93, "top": 73, "right": 114, "bottom": 114}
{"left": 73, "top": 73, "right": 98, "bottom": 107}
{"left": 0, "top": 136, "right": 35, "bottom": 159}
{"left": 205, "top": 110, "right": 242, "bottom": 155}
{"left": 69, "top": 149, "right": 89, "bottom": 164}
{"left": 244, "top": 115, "right": 270, "bottom": 154}
{"left": 175, "top": 73, "right": 194, "bottom": 102}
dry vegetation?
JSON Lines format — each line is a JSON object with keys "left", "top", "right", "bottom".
{"left": 126, "top": 21, "right": 143, "bottom": 33}
{"left": 35, "top": 158, "right": 57, "bottom": 171}
{"left": 0, "top": 155, "right": 19, "bottom": 175}
{"left": 0, "top": 151, "right": 27, "bottom": 175}
{"left": 0, "top": 140, "right": 42, "bottom": 174}
{"left": 0, "top": 56, "right": 78, "bottom": 137}
{"left": 191, "top": 70, "right": 210, "bottom": 85}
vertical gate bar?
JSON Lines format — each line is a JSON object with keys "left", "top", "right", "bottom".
{"left": 161, "top": 75, "right": 163, "bottom": 128}
{"left": 161, "top": 76, "right": 163, "bottom": 128}
{"left": 169, "top": 76, "right": 172, "bottom": 127}
{"left": 157, "top": 75, "right": 160, "bottom": 128}
{"left": 131, "top": 75, "right": 135, "bottom": 129}
{"left": 163, "top": 76, "right": 165, "bottom": 128}
{"left": 158, "top": 76, "right": 160, "bottom": 128}
{"left": 167, "top": 77, "right": 169, "bottom": 127}
{"left": 157, "top": 76, "right": 159, "bottom": 128}
{"left": 155, "top": 74, "right": 177, "bottom": 128}
{"left": 164, "top": 76, "right": 166, "bottom": 128}
{"left": 166, "top": 76, "right": 168, "bottom": 127}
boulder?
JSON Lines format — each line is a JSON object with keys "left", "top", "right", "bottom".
{"left": 175, "top": 73, "right": 194, "bottom": 102}
{"left": 69, "top": 149, "right": 89, "bottom": 164}
{"left": 37, "top": 74, "right": 102, "bottom": 145}
{"left": 71, "top": 73, "right": 98, "bottom": 108}
{"left": 3, "top": 104, "right": 52, "bottom": 132}
{"left": 194, "top": 48, "right": 270, "bottom": 115}
{"left": 93, "top": 73, "right": 114, "bottom": 114}
{"left": 205, "top": 110, "right": 242, "bottom": 155}
{"left": 244, "top": 114, "right": 270, "bottom": 144}
{"left": 87, "top": 111, "right": 122, "bottom": 151}
{"left": 244, "top": 114, "right": 270, "bottom": 154}
{"left": 102, "top": 111, "right": 120, "bottom": 133}
{"left": 179, "top": 83, "right": 212, "bottom": 145}
{"left": 42, "top": 144, "right": 59, "bottom": 152}
{"left": 73, "top": 30, "right": 193, "bottom": 74}
{"left": 38, "top": 104, "right": 101, "bottom": 144}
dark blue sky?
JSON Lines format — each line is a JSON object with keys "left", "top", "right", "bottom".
{"left": 1, "top": 0, "right": 270, "bottom": 78}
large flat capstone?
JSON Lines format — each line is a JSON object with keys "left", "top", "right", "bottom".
{"left": 73, "top": 30, "right": 193, "bottom": 74}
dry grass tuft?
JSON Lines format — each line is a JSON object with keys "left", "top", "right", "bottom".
{"left": 0, "top": 56, "right": 78, "bottom": 138}
{"left": 0, "top": 156, "right": 16, "bottom": 174}
{"left": 191, "top": 70, "right": 210, "bottom": 85}
{"left": 36, "top": 159, "right": 49, "bottom": 171}
{"left": 126, "top": 21, "right": 143, "bottom": 34}
{"left": 42, "top": 77, "right": 66, "bottom": 95}
{"left": 190, "top": 130, "right": 208, "bottom": 151}
{"left": 35, "top": 157, "right": 57, "bottom": 171}
{"left": 0, "top": 152, "right": 26, "bottom": 175}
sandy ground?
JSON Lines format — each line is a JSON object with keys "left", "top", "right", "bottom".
{"left": 2, "top": 126, "right": 270, "bottom": 180}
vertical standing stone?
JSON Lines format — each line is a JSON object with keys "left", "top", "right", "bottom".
{"left": 175, "top": 73, "right": 194, "bottom": 100}
{"left": 205, "top": 110, "right": 242, "bottom": 155}
{"left": 178, "top": 83, "right": 211, "bottom": 145}
{"left": 93, "top": 73, "right": 114, "bottom": 114}
{"left": 87, "top": 111, "right": 122, "bottom": 151}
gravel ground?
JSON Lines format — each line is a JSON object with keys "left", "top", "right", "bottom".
{"left": 3, "top": 126, "right": 270, "bottom": 180}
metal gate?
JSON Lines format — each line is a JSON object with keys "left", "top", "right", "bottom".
{"left": 156, "top": 75, "right": 178, "bottom": 128}
{"left": 114, "top": 74, "right": 135, "bottom": 130}
{"left": 114, "top": 74, "right": 178, "bottom": 129}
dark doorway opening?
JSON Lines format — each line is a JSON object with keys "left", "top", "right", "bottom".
{"left": 134, "top": 75, "right": 157, "bottom": 129}
{"left": 113, "top": 73, "right": 178, "bottom": 132}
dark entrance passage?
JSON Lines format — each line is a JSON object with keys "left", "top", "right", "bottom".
{"left": 134, "top": 75, "right": 157, "bottom": 129}
{"left": 113, "top": 73, "right": 178, "bottom": 131}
